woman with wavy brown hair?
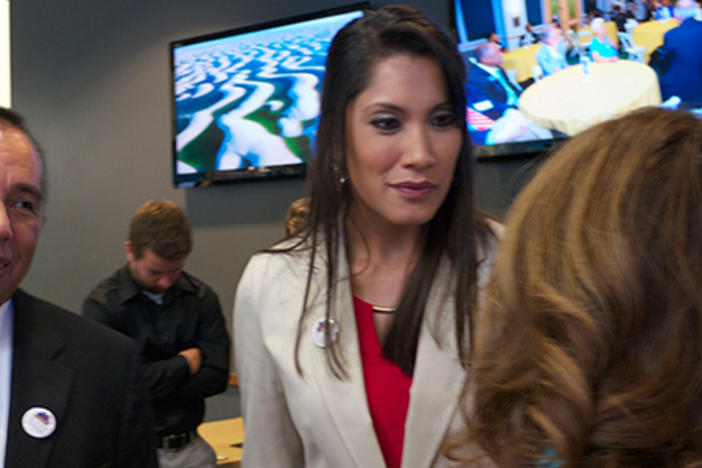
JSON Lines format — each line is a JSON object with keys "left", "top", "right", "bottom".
{"left": 464, "top": 108, "right": 702, "bottom": 467}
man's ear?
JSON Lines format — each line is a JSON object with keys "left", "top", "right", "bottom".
{"left": 124, "top": 241, "right": 134, "bottom": 262}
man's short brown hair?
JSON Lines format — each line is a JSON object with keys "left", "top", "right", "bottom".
{"left": 128, "top": 201, "right": 192, "bottom": 261}
{"left": 284, "top": 197, "right": 310, "bottom": 238}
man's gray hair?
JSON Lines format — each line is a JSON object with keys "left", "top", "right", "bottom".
{"left": 0, "top": 107, "right": 47, "bottom": 197}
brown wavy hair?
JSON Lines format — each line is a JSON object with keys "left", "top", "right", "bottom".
{"left": 464, "top": 108, "right": 702, "bottom": 467}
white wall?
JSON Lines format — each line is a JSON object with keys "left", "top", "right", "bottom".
{"left": 500, "top": 0, "right": 528, "bottom": 49}
{"left": 0, "top": 0, "right": 9, "bottom": 107}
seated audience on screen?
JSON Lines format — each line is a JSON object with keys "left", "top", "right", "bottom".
{"left": 657, "top": 0, "right": 702, "bottom": 109}
{"left": 655, "top": 0, "right": 675, "bottom": 18}
{"left": 488, "top": 32, "right": 507, "bottom": 52}
{"left": 465, "top": 42, "right": 552, "bottom": 144}
{"left": 589, "top": 18, "right": 620, "bottom": 62}
{"left": 613, "top": 5, "right": 635, "bottom": 30}
{"left": 536, "top": 25, "right": 568, "bottom": 76}
{"left": 630, "top": 0, "right": 649, "bottom": 19}
{"left": 519, "top": 24, "right": 537, "bottom": 47}
{"left": 586, "top": 8, "right": 603, "bottom": 25}
{"left": 466, "top": 43, "right": 521, "bottom": 115}
{"left": 460, "top": 108, "right": 702, "bottom": 467}
{"left": 610, "top": 5, "right": 626, "bottom": 31}
{"left": 563, "top": 26, "right": 583, "bottom": 58}
{"left": 644, "top": 0, "right": 657, "bottom": 19}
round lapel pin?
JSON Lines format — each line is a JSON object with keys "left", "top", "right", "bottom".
{"left": 21, "top": 407, "right": 57, "bottom": 439}
{"left": 312, "top": 317, "right": 340, "bottom": 348}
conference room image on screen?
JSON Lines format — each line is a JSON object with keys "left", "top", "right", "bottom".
{"left": 170, "top": 6, "right": 364, "bottom": 185}
{"left": 454, "top": 0, "right": 702, "bottom": 153}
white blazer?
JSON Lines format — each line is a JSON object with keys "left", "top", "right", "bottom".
{"left": 234, "top": 232, "right": 498, "bottom": 468}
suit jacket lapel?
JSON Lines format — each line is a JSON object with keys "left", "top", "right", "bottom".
{"left": 308, "top": 237, "right": 386, "bottom": 468}
{"left": 303, "top": 232, "right": 493, "bottom": 468}
{"left": 5, "top": 290, "right": 73, "bottom": 468}
{"left": 403, "top": 232, "right": 502, "bottom": 468}
{"left": 402, "top": 263, "right": 465, "bottom": 468}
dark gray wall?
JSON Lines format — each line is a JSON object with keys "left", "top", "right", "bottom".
{"left": 11, "top": 0, "right": 541, "bottom": 352}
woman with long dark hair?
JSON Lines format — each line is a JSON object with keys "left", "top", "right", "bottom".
{"left": 234, "top": 6, "right": 498, "bottom": 467}
{"left": 463, "top": 108, "right": 702, "bottom": 467}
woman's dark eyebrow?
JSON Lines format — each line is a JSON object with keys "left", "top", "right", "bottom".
{"left": 364, "top": 101, "right": 453, "bottom": 113}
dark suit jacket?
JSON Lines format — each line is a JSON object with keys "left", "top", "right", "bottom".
{"left": 658, "top": 18, "right": 702, "bottom": 108}
{"left": 5, "top": 289, "right": 157, "bottom": 468}
{"left": 465, "top": 62, "right": 522, "bottom": 120}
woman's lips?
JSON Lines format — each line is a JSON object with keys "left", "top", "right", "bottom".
{"left": 390, "top": 181, "right": 437, "bottom": 198}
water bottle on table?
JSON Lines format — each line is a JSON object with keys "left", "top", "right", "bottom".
{"left": 580, "top": 54, "right": 592, "bottom": 83}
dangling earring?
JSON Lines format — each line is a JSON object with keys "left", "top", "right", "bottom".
{"left": 332, "top": 161, "right": 348, "bottom": 191}
{"left": 335, "top": 173, "right": 348, "bottom": 192}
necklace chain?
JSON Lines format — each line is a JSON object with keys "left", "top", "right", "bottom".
{"left": 372, "top": 305, "right": 396, "bottom": 314}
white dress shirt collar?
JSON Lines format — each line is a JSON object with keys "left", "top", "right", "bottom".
{"left": 0, "top": 298, "right": 14, "bottom": 468}
{"left": 475, "top": 61, "right": 500, "bottom": 78}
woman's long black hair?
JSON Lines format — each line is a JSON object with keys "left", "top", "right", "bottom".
{"left": 268, "top": 5, "right": 494, "bottom": 378}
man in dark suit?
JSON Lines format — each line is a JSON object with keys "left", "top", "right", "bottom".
{"left": 466, "top": 42, "right": 523, "bottom": 122}
{"left": 465, "top": 42, "right": 552, "bottom": 145}
{"left": 0, "top": 107, "right": 157, "bottom": 467}
{"left": 658, "top": 0, "right": 702, "bottom": 109}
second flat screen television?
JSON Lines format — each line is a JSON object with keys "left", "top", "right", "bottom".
{"left": 170, "top": 4, "right": 366, "bottom": 187}
{"left": 452, "top": 0, "right": 702, "bottom": 160}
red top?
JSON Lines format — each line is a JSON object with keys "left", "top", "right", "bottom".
{"left": 353, "top": 296, "right": 413, "bottom": 468}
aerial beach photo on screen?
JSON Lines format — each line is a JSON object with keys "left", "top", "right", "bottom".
{"left": 170, "top": 5, "right": 365, "bottom": 186}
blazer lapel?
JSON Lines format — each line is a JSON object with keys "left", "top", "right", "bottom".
{"left": 402, "top": 263, "right": 465, "bottom": 468}
{"left": 308, "top": 238, "right": 386, "bottom": 468}
{"left": 5, "top": 291, "right": 73, "bottom": 468}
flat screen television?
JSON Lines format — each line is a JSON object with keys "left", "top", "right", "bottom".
{"left": 170, "top": 3, "right": 367, "bottom": 188}
{"left": 451, "top": 0, "right": 702, "bottom": 160}
{"left": 451, "top": 0, "right": 564, "bottom": 160}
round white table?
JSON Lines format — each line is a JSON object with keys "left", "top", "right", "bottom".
{"left": 518, "top": 60, "right": 662, "bottom": 136}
